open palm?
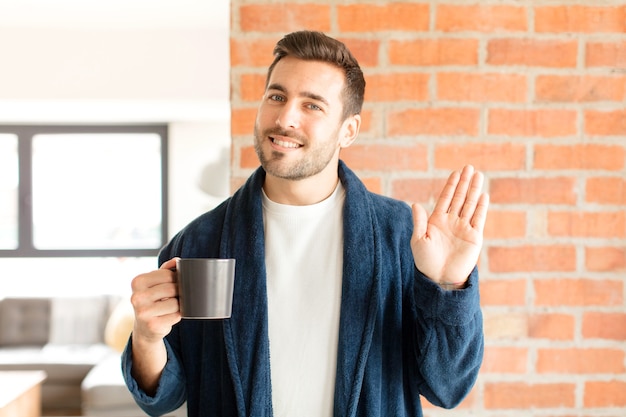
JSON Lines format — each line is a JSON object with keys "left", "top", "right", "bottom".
{"left": 411, "top": 166, "right": 489, "bottom": 285}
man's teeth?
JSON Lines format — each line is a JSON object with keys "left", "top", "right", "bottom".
{"left": 272, "top": 138, "right": 300, "bottom": 148}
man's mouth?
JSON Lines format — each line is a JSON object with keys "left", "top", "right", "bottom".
{"left": 270, "top": 137, "right": 301, "bottom": 149}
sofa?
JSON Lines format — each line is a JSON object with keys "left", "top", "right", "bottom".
{"left": 0, "top": 295, "right": 185, "bottom": 416}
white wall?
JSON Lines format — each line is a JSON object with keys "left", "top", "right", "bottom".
{"left": 0, "top": 13, "right": 231, "bottom": 237}
{"left": 0, "top": 3, "right": 231, "bottom": 296}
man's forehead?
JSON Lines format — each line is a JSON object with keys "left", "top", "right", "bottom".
{"left": 267, "top": 57, "right": 345, "bottom": 99}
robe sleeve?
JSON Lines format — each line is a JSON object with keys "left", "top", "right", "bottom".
{"left": 121, "top": 337, "right": 187, "bottom": 416}
{"left": 412, "top": 266, "right": 484, "bottom": 408}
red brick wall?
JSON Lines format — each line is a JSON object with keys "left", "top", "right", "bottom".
{"left": 230, "top": 1, "right": 626, "bottom": 415}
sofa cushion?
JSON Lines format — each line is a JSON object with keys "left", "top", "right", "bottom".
{"left": 104, "top": 298, "right": 134, "bottom": 353}
{"left": 0, "top": 344, "right": 114, "bottom": 381}
{"left": 82, "top": 353, "right": 187, "bottom": 416}
{"left": 48, "top": 296, "right": 114, "bottom": 345}
{"left": 0, "top": 298, "right": 50, "bottom": 346}
{"left": 0, "top": 344, "right": 115, "bottom": 410}
{"left": 0, "top": 295, "right": 120, "bottom": 411}
{"left": 81, "top": 354, "right": 136, "bottom": 409}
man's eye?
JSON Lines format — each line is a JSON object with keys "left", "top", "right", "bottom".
{"left": 307, "top": 103, "right": 321, "bottom": 111}
{"left": 269, "top": 94, "right": 285, "bottom": 102}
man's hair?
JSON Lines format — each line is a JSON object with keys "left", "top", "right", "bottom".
{"left": 266, "top": 30, "right": 365, "bottom": 120}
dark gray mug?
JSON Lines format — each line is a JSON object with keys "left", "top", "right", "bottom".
{"left": 176, "top": 258, "right": 235, "bottom": 319}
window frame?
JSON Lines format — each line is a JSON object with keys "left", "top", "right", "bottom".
{"left": 0, "top": 124, "right": 168, "bottom": 258}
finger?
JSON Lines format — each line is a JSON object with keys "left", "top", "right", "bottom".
{"left": 131, "top": 277, "right": 178, "bottom": 306}
{"left": 132, "top": 268, "right": 177, "bottom": 292}
{"left": 160, "top": 257, "right": 179, "bottom": 270}
{"left": 130, "top": 284, "right": 180, "bottom": 333}
{"left": 459, "top": 170, "right": 485, "bottom": 221}
{"left": 447, "top": 165, "right": 475, "bottom": 217}
{"left": 470, "top": 192, "right": 490, "bottom": 232}
{"left": 411, "top": 203, "right": 428, "bottom": 240}
{"left": 432, "top": 169, "right": 461, "bottom": 215}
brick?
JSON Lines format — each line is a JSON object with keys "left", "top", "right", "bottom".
{"left": 484, "top": 210, "right": 526, "bottom": 239}
{"left": 535, "top": 5, "right": 626, "bottom": 33}
{"left": 585, "top": 380, "right": 626, "bottom": 407}
{"left": 389, "top": 39, "right": 479, "bottom": 66}
{"left": 391, "top": 178, "right": 447, "bottom": 205}
{"left": 488, "top": 109, "right": 577, "bottom": 137}
{"left": 529, "top": 314, "right": 575, "bottom": 340}
{"left": 536, "top": 75, "right": 626, "bottom": 102}
{"left": 480, "top": 279, "right": 526, "bottom": 306}
{"left": 239, "top": 145, "right": 259, "bottom": 169}
{"left": 421, "top": 389, "right": 477, "bottom": 410}
{"left": 537, "top": 348, "right": 625, "bottom": 373}
{"left": 230, "top": 176, "right": 247, "bottom": 194}
{"left": 534, "top": 144, "right": 625, "bottom": 170}
{"left": 434, "top": 142, "right": 526, "bottom": 171}
{"left": 583, "top": 312, "right": 626, "bottom": 340}
{"left": 586, "top": 246, "right": 626, "bottom": 272}
{"left": 436, "top": 4, "right": 527, "bottom": 32}
{"left": 586, "top": 41, "right": 626, "bottom": 68}
{"left": 239, "top": 4, "right": 331, "bottom": 33}
{"left": 341, "top": 144, "right": 427, "bottom": 172}
{"left": 387, "top": 108, "right": 480, "bottom": 136}
{"left": 240, "top": 73, "right": 266, "bottom": 102}
{"left": 534, "top": 278, "right": 624, "bottom": 307}
{"left": 364, "top": 73, "right": 429, "bottom": 102}
{"left": 357, "top": 109, "right": 373, "bottom": 135}
{"left": 230, "top": 38, "right": 276, "bottom": 67}
{"left": 548, "top": 211, "right": 626, "bottom": 238}
{"left": 230, "top": 108, "right": 257, "bottom": 136}
{"left": 487, "top": 38, "right": 577, "bottom": 68}
{"left": 490, "top": 177, "right": 576, "bottom": 205}
{"left": 586, "top": 177, "right": 626, "bottom": 204}
{"left": 437, "top": 72, "right": 527, "bottom": 103}
{"left": 359, "top": 176, "right": 382, "bottom": 195}
{"left": 488, "top": 245, "right": 577, "bottom": 273}
{"left": 481, "top": 346, "right": 528, "bottom": 373}
{"left": 585, "top": 109, "right": 626, "bottom": 136}
{"left": 483, "top": 312, "right": 528, "bottom": 339}
{"left": 340, "top": 38, "right": 380, "bottom": 67}
{"left": 337, "top": 3, "right": 429, "bottom": 32}
{"left": 484, "top": 382, "right": 576, "bottom": 409}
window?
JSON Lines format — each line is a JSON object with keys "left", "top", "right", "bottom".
{"left": 0, "top": 133, "right": 18, "bottom": 250}
{"left": 0, "top": 125, "right": 168, "bottom": 257}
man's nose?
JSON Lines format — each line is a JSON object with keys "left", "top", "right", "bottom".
{"left": 276, "top": 102, "right": 300, "bottom": 129}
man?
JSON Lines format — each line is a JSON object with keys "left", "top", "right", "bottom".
{"left": 123, "top": 30, "right": 489, "bottom": 417}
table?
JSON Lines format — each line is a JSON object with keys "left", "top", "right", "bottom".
{"left": 0, "top": 371, "right": 47, "bottom": 417}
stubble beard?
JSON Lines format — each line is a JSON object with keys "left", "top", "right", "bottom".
{"left": 253, "top": 125, "right": 339, "bottom": 181}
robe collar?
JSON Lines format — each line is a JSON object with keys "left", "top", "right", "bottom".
{"left": 219, "top": 161, "right": 380, "bottom": 417}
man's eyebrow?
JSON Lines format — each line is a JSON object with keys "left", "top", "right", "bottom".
{"left": 267, "top": 83, "right": 330, "bottom": 106}
{"left": 267, "top": 83, "right": 286, "bottom": 93}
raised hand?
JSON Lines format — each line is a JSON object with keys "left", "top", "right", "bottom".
{"left": 410, "top": 165, "right": 489, "bottom": 286}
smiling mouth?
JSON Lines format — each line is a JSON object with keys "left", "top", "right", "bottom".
{"left": 270, "top": 137, "right": 301, "bottom": 149}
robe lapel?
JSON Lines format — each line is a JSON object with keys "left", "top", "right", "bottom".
{"left": 334, "top": 161, "right": 381, "bottom": 416}
{"left": 220, "top": 168, "right": 273, "bottom": 417}
{"left": 214, "top": 162, "right": 380, "bottom": 417}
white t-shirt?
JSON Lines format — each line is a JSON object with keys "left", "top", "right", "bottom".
{"left": 263, "top": 183, "right": 345, "bottom": 417}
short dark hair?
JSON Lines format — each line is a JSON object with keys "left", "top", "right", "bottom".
{"left": 266, "top": 31, "right": 365, "bottom": 120}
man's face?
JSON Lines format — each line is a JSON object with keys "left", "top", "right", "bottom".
{"left": 254, "top": 56, "right": 353, "bottom": 181}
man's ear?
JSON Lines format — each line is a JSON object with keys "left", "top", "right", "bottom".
{"left": 339, "top": 114, "right": 361, "bottom": 148}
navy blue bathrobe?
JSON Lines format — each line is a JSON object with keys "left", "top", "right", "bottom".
{"left": 122, "top": 161, "right": 484, "bottom": 417}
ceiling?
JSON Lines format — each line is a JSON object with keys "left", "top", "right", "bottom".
{"left": 0, "top": 0, "right": 229, "bottom": 29}
{"left": 0, "top": 0, "right": 231, "bottom": 122}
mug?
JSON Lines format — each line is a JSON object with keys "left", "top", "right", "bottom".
{"left": 176, "top": 258, "right": 235, "bottom": 319}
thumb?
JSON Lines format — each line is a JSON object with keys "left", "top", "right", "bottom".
{"left": 411, "top": 203, "right": 428, "bottom": 241}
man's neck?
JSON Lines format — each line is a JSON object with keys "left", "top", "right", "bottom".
{"left": 263, "top": 170, "right": 340, "bottom": 206}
